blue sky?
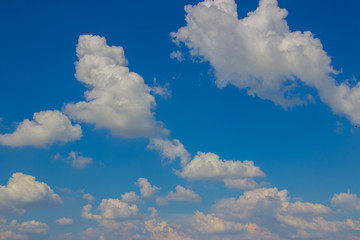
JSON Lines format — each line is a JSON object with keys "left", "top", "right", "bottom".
{"left": 1, "top": 0, "right": 360, "bottom": 239}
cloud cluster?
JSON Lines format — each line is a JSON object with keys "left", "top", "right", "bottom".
{"left": 64, "top": 35, "right": 168, "bottom": 138}
{"left": 0, "top": 173, "right": 62, "bottom": 216}
{"left": 172, "top": 0, "right": 360, "bottom": 123}
{"left": 0, "top": 110, "right": 81, "bottom": 147}
{"left": 331, "top": 191, "right": 360, "bottom": 212}
{"left": 188, "top": 187, "right": 360, "bottom": 239}
{"left": 0, "top": 217, "right": 49, "bottom": 240}
{"left": 55, "top": 218, "right": 73, "bottom": 225}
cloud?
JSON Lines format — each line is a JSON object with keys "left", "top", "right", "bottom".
{"left": 151, "top": 78, "right": 171, "bottom": 99}
{"left": 121, "top": 192, "right": 140, "bottom": 203}
{"left": 0, "top": 217, "right": 49, "bottom": 240}
{"left": 83, "top": 193, "right": 95, "bottom": 202}
{"left": 67, "top": 151, "right": 93, "bottom": 168}
{"left": 64, "top": 35, "right": 169, "bottom": 138}
{"left": 144, "top": 219, "right": 192, "bottom": 240}
{"left": 0, "top": 173, "right": 62, "bottom": 216}
{"left": 82, "top": 199, "right": 139, "bottom": 221}
{"left": 55, "top": 218, "right": 73, "bottom": 225}
{"left": 156, "top": 186, "right": 201, "bottom": 205}
{"left": 135, "top": 178, "right": 159, "bottom": 198}
{"left": 192, "top": 211, "right": 257, "bottom": 234}
{"left": 0, "top": 110, "right": 82, "bottom": 147}
{"left": 331, "top": 191, "right": 360, "bottom": 212}
{"left": 170, "top": 51, "right": 185, "bottom": 62}
{"left": 148, "top": 138, "right": 191, "bottom": 167}
{"left": 178, "top": 152, "right": 264, "bottom": 180}
{"left": 172, "top": 0, "right": 360, "bottom": 124}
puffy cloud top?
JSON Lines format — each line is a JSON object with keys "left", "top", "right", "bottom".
{"left": 172, "top": 0, "right": 360, "bottom": 123}
{"left": 178, "top": 152, "right": 264, "bottom": 180}
{"left": 0, "top": 173, "right": 62, "bottom": 216}
{"left": 64, "top": 35, "right": 168, "bottom": 138}
{"left": 0, "top": 110, "right": 82, "bottom": 147}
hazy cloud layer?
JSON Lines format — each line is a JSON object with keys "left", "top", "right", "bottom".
{"left": 64, "top": 35, "right": 168, "bottom": 138}
{"left": 0, "top": 173, "right": 62, "bottom": 216}
{"left": 172, "top": 0, "right": 360, "bottom": 124}
{"left": 0, "top": 110, "right": 81, "bottom": 147}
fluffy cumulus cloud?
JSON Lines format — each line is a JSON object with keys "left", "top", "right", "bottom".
{"left": 55, "top": 218, "right": 73, "bottom": 225}
{"left": 0, "top": 217, "right": 49, "bottom": 240}
{"left": 121, "top": 192, "right": 140, "bottom": 203}
{"left": 178, "top": 152, "right": 264, "bottom": 189}
{"left": 135, "top": 178, "right": 159, "bottom": 198}
{"left": 172, "top": 0, "right": 360, "bottom": 124}
{"left": 0, "top": 110, "right": 81, "bottom": 147}
{"left": 0, "top": 173, "right": 62, "bottom": 216}
{"left": 64, "top": 35, "right": 168, "bottom": 138}
{"left": 82, "top": 199, "right": 139, "bottom": 221}
{"left": 83, "top": 193, "right": 95, "bottom": 202}
{"left": 67, "top": 151, "right": 93, "bottom": 168}
{"left": 331, "top": 191, "right": 360, "bottom": 212}
{"left": 156, "top": 186, "right": 201, "bottom": 205}
{"left": 144, "top": 219, "right": 192, "bottom": 240}
{"left": 148, "top": 138, "right": 191, "bottom": 167}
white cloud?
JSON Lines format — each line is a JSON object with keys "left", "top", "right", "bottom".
{"left": 148, "top": 138, "right": 191, "bottom": 167}
{"left": 82, "top": 199, "right": 139, "bottom": 221}
{"left": 0, "top": 173, "right": 62, "bottom": 216}
{"left": 0, "top": 110, "right": 82, "bottom": 147}
{"left": 135, "top": 178, "right": 159, "bottom": 198}
{"left": 331, "top": 191, "right": 360, "bottom": 212}
{"left": 67, "top": 151, "right": 93, "bottom": 168}
{"left": 64, "top": 34, "right": 169, "bottom": 138}
{"left": 83, "top": 193, "right": 95, "bottom": 202}
{"left": 121, "top": 192, "right": 139, "bottom": 203}
{"left": 151, "top": 78, "right": 171, "bottom": 99}
{"left": 0, "top": 217, "right": 49, "bottom": 240}
{"left": 172, "top": 0, "right": 360, "bottom": 124}
{"left": 55, "top": 218, "right": 73, "bottom": 225}
{"left": 170, "top": 51, "right": 185, "bottom": 62}
{"left": 156, "top": 186, "right": 201, "bottom": 205}
{"left": 178, "top": 152, "right": 264, "bottom": 180}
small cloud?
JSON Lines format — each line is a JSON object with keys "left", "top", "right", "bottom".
{"left": 55, "top": 218, "right": 73, "bottom": 225}
{"left": 67, "top": 151, "right": 93, "bottom": 169}
{"left": 83, "top": 193, "right": 95, "bottom": 203}
{"left": 170, "top": 50, "right": 185, "bottom": 62}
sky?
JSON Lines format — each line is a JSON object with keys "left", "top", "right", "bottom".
{"left": 0, "top": 0, "right": 360, "bottom": 239}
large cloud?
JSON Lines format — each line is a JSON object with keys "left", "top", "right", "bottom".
{"left": 64, "top": 35, "right": 168, "bottom": 138}
{"left": 0, "top": 110, "right": 81, "bottom": 147}
{"left": 0, "top": 173, "right": 62, "bottom": 216}
{"left": 172, "top": 0, "right": 360, "bottom": 124}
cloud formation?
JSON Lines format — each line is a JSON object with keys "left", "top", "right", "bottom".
{"left": 331, "top": 191, "right": 360, "bottom": 212}
{"left": 64, "top": 35, "right": 168, "bottom": 138}
{"left": 0, "top": 217, "right": 49, "bottom": 240}
{"left": 178, "top": 152, "right": 264, "bottom": 183}
{"left": 0, "top": 110, "right": 81, "bottom": 147}
{"left": 67, "top": 151, "right": 93, "bottom": 168}
{"left": 172, "top": 0, "right": 360, "bottom": 124}
{"left": 55, "top": 218, "right": 73, "bottom": 225}
{"left": 0, "top": 173, "right": 62, "bottom": 216}
{"left": 135, "top": 178, "right": 159, "bottom": 198}
{"left": 148, "top": 138, "right": 191, "bottom": 167}
{"left": 156, "top": 186, "right": 201, "bottom": 205}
